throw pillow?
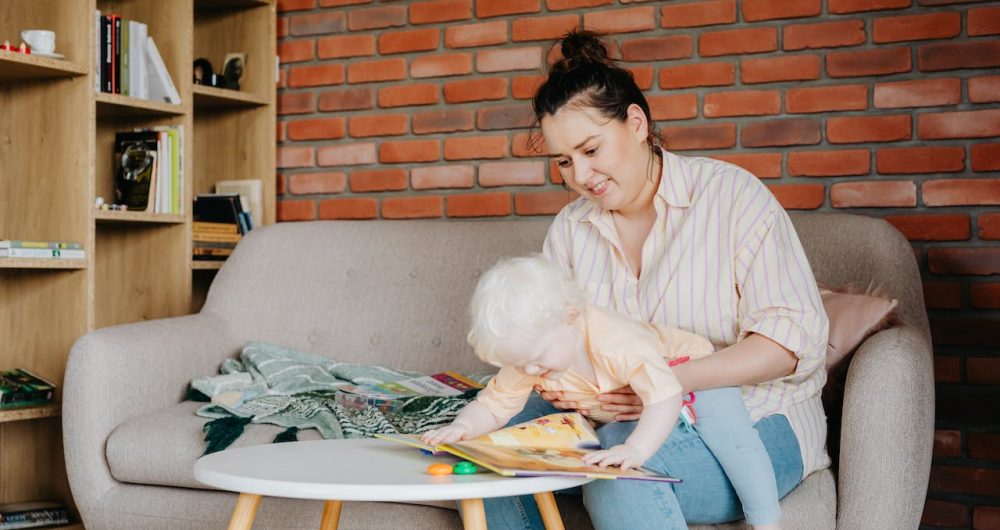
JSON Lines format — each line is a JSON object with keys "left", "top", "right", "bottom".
{"left": 821, "top": 285, "right": 899, "bottom": 372}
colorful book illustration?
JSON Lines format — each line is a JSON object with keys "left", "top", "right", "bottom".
{"left": 337, "top": 371, "right": 482, "bottom": 413}
{"left": 0, "top": 369, "right": 56, "bottom": 409}
{"left": 376, "top": 412, "right": 680, "bottom": 483}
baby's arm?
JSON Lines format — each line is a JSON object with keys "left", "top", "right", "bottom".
{"left": 421, "top": 400, "right": 509, "bottom": 445}
{"left": 582, "top": 393, "right": 681, "bottom": 470}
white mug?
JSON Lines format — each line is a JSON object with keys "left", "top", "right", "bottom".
{"left": 21, "top": 29, "right": 55, "bottom": 54}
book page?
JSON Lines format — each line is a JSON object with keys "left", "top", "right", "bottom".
{"left": 468, "top": 413, "right": 600, "bottom": 450}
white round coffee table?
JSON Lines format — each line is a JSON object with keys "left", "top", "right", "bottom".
{"left": 194, "top": 438, "right": 592, "bottom": 530}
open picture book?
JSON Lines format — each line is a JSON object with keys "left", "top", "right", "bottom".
{"left": 376, "top": 412, "right": 680, "bottom": 483}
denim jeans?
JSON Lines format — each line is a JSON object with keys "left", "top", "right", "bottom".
{"left": 479, "top": 393, "right": 803, "bottom": 530}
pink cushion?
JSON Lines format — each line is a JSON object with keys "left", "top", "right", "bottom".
{"left": 821, "top": 287, "right": 898, "bottom": 371}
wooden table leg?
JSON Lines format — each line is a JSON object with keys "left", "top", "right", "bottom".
{"left": 227, "top": 493, "right": 261, "bottom": 530}
{"left": 319, "top": 500, "right": 343, "bottom": 530}
{"left": 459, "top": 498, "right": 487, "bottom": 530}
{"left": 533, "top": 491, "right": 565, "bottom": 530}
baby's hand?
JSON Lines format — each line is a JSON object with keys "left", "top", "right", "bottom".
{"left": 581, "top": 444, "right": 646, "bottom": 471}
{"left": 421, "top": 424, "right": 470, "bottom": 446}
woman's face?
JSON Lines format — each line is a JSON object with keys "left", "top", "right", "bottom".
{"left": 540, "top": 103, "right": 654, "bottom": 214}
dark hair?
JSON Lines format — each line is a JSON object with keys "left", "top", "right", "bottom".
{"left": 531, "top": 30, "right": 659, "bottom": 150}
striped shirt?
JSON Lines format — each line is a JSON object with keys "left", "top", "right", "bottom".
{"left": 542, "top": 148, "right": 831, "bottom": 478}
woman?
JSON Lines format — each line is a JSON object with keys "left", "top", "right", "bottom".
{"left": 481, "top": 30, "right": 829, "bottom": 529}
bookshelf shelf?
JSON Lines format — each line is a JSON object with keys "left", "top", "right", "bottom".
{"left": 0, "top": 258, "right": 87, "bottom": 270}
{"left": 0, "top": 53, "right": 88, "bottom": 81}
{"left": 193, "top": 84, "right": 269, "bottom": 108}
{"left": 0, "top": 403, "right": 61, "bottom": 424}
{"left": 94, "top": 210, "right": 186, "bottom": 224}
{"left": 96, "top": 92, "right": 186, "bottom": 118}
{"left": 191, "top": 260, "right": 225, "bottom": 270}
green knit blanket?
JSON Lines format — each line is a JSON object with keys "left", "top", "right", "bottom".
{"left": 191, "top": 341, "right": 486, "bottom": 454}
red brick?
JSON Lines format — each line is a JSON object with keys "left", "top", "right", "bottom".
{"left": 629, "top": 67, "right": 655, "bottom": 90}
{"left": 288, "top": 12, "right": 345, "bottom": 36}
{"left": 877, "top": 146, "right": 963, "bottom": 174}
{"left": 767, "top": 183, "right": 825, "bottom": 209}
{"left": 935, "top": 356, "right": 961, "bottom": 383}
{"left": 317, "top": 143, "right": 377, "bottom": 166}
{"left": 884, "top": 213, "right": 970, "bottom": 240}
{"left": 741, "top": 55, "right": 821, "bottom": 84}
{"left": 700, "top": 27, "right": 778, "bottom": 57}
{"left": 512, "top": 132, "right": 547, "bottom": 157}
{"left": 742, "top": 119, "right": 821, "bottom": 147}
{"left": 277, "top": 68, "right": 287, "bottom": 89}
{"left": 919, "top": 109, "right": 1000, "bottom": 140}
{"left": 513, "top": 14, "right": 580, "bottom": 42}
{"left": 704, "top": 90, "right": 780, "bottom": 118}
{"left": 787, "top": 84, "right": 867, "bottom": 113}
{"left": 287, "top": 172, "right": 346, "bottom": 194}
{"left": 382, "top": 196, "right": 443, "bottom": 219}
{"left": 831, "top": 181, "right": 917, "bottom": 207}
{"left": 379, "top": 28, "right": 439, "bottom": 55}
{"left": 921, "top": 499, "right": 968, "bottom": 528}
{"left": 924, "top": 178, "right": 1000, "bottom": 206}
{"left": 477, "top": 104, "right": 535, "bottom": 130}
{"left": 929, "top": 248, "right": 1000, "bottom": 275}
{"left": 276, "top": 173, "right": 287, "bottom": 196}
{"left": 743, "top": 0, "right": 820, "bottom": 21}
{"left": 711, "top": 153, "right": 783, "bottom": 178}
{"left": 277, "top": 121, "right": 286, "bottom": 143}
{"left": 970, "top": 75, "right": 1000, "bottom": 103}
{"left": 827, "top": 47, "right": 912, "bottom": 77}
{"left": 443, "top": 78, "right": 507, "bottom": 103}
{"left": 919, "top": 41, "right": 1000, "bottom": 72}
{"left": 620, "top": 36, "right": 693, "bottom": 62}
{"left": 975, "top": 506, "right": 1000, "bottom": 530}
{"left": 584, "top": 7, "right": 656, "bottom": 34}
{"left": 288, "top": 117, "right": 346, "bottom": 140}
{"left": 874, "top": 12, "right": 961, "bottom": 43}
{"left": 972, "top": 283, "right": 1000, "bottom": 308}
{"left": 648, "top": 93, "right": 698, "bottom": 121}
{"left": 479, "top": 161, "right": 546, "bottom": 187}
{"left": 319, "top": 0, "right": 371, "bottom": 5}
{"left": 318, "top": 198, "right": 377, "bottom": 220}
{"left": 789, "top": 149, "right": 870, "bottom": 177}
{"left": 547, "top": 0, "right": 612, "bottom": 9}
{"left": 444, "top": 136, "right": 508, "bottom": 160}
{"left": 969, "top": 6, "right": 1000, "bottom": 36}
{"left": 828, "top": 115, "right": 911, "bottom": 144}
{"left": 278, "top": 92, "right": 315, "bottom": 115}
{"left": 969, "top": 432, "right": 1000, "bottom": 458}
{"left": 923, "top": 281, "right": 963, "bottom": 309}
{"left": 277, "top": 199, "right": 316, "bottom": 221}
{"left": 349, "top": 169, "right": 408, "bottom": 192}
{"left": 278, "top": 0, "right": 315, "bottom": 12}
{"left": 661, "top": 62, "right": 735, "bottom": 89}
{"left": 972, "top": 143, "right": 1000, "bottom": 172}
{"left": 411, "top": 165, "right": 474, "bottom": 189}
{"left": 829, "top": 0, "right": 910, "bottom": 13}
{"left": 934, "top": 429, "right": 964, "bottom": 457}
{"left": 288, "top": 64, "right": 345, "bottom": 88}
{"left": 348, "top": 114, "right": 407, "bottom": 138}
{"left": 981, "top": 213, "right": 1000, "bottom": 239}
{"left": 445, "top": 21, "right": 507, "bottom": 48}
{"left": 319, "top": 87, "right": 375, "bottom": 112}
{"left": 277, "top": 146, "right": 314, "bottom": 168}
{"left": 279, "top": 40, "right": 314, "bottom": 63}
{"left": 411, "top": 53, "right": 473, "bottom": 78}
{"left": 515, "top": 190, "right": 578, "bottom": 215}
{"left": 412, "top": 108, "right": 475, "bottom": 134}
{"left": 410, "top": 0, "right": 471, "bottom": 24}
{"left": 378, "top": 84, "right": 439, "bottom": 108}
{"left": 318, "top": 35, "right": 376, "bottom": 59}
{"left": 932, "top": 316, "right": 1000, "bottom": 347}
{"left": 347, "top": 6, "right": 406, "bottom": 31}
{"left": 277, "top": 17, "right": 288, "bottom": 38}
{"left": 661, "top": 0, "right": 736, "bottom": 28}
{"left": 447, "top": 192, "right": 511, "bottom": 217}
{"left": 660, "top": 123, "right": 737, "bottom": 150}
{"left": 476, "top": 0, "right": 540, "bottom": 18}
{"left": 873, "top": 78, "right": 962, "bottom": 108}
{"left": 512, "top": 75, "right": 545, "bottom": 99}
{"left": 477, "top": 47, "right": 542, "bottom": 73}
{"left": 549, "top": 160, "right": 564, "bottom": 184}
{"left": 784, "top": 20, "right": 866, "bottom": 51}
{"left": 379, "top": 139, "right": 441, "bottom": 163}
{"left": 347, "top": 58, "right": 406, "bottom": 83}
{"left": 930, "top": 465, "right": 1000, "bottom": 496}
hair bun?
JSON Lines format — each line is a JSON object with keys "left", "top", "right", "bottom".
{"left": 556, "top": 30, "right": 610, "bottom": 71}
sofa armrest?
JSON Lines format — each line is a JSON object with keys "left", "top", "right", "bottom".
{"left": 62, "top": 312, "right": 240, "bottom": 512}
{"left": 835, "top": 324, "right": 934, "bottom": 529}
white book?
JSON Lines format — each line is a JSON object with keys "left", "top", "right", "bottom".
{"left": 145, "top": 36, "right": 180, "bottom": 104}
{"left": 95, "top": 10, "right": 102, "bottom": 93}
{"left": 215, "top": 179, "right": 263, "bottom": 228}
{"left": 0, "top": 248, "right": 86, "bottom": 259}
{"left": 136, "top": 22, "right": 148, "bottom": 99}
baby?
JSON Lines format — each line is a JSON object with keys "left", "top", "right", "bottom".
{"left": 423, "top": 255, "right": 782, "bottom": 529}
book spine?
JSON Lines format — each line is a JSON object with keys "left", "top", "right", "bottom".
{"left": 0, "top": 249, "right": 85, "bottom": 259}
{"left": 113, "top": 15, "right": 121, "bottom": 94}
{"left": 102, "top": 15, "right": 111, "bottom": 93}
{"left": 0, "top": 388, "right": 54, "bottom": 407}
{"left": 0, "top": 241, "right": 83, "bottom": 250}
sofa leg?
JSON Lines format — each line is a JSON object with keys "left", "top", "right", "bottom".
{"left": 228, "top": 493, "right": 261, "bottom": 530}
{"left": 320, "top": 500, "right": 343, "bottom": 530}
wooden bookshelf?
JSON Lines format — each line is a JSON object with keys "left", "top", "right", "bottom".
{"left": 0, "top": 0, "right": 275, "bottom": 522}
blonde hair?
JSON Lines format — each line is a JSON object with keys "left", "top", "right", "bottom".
{"left": 467, "top": 254, "right": 586, "bottom": 365}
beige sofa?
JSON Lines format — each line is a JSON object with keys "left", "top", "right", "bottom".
{"left": 63, "top": 213, "right": 933, "bottom": 530}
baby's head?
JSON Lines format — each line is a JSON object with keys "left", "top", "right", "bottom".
{"left": 467, "top": 255, "right": 586, "bottom": 379}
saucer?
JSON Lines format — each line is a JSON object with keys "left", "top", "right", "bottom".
{"left": 30, "top": 50, "right": 65, "bottom": 59}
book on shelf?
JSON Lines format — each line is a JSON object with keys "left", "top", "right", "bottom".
{"left": 0, "top": 248, "right": 85, "bottom": 259}
{"left": 377, "top": 412, "right": 680, "bottom": 483}
{"left": 113, "top": 127, "right": 182, "bottom": 214}
{"left": 95, "top": 10, "right": 175, "bottom": 104}
{"left": 0, "top": 369, "right": 56, "bottom": 409}
{"left": 0, "top": 500, "right": 70, "bottom": 529}
{"left": 215, "top": 179, "right": 264, "bottom": 229}
{"left": 0, "top": 240, "right": 82, "bottom": 250}
{"left": 194, "top": 194, "right": 250, "bottom": 235}
{"left": 336, "top": 371, "right": 483, "bottom": 413}
{"left": 193, "top": 221, "right": 240, "bottom": 234}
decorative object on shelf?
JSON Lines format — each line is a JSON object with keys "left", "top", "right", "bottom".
{"left": 114, "top": 139, "right": 156, "bottom": 211}
{"left": 222, "top": 52, "right": 245, "bottom": 90}
{"left": 20, "top": 29, "right": 56, "bottom": 55}
{"left": 193, "top": 57, "right": 227, "bottom": 88}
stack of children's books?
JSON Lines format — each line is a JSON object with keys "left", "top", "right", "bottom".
{"left": 192, "top": 221, "right": 241, "bottom": 261}
{"left": 0, "top": 369, "right": 56, "bottom": 409}
{"left": 0, "top": 240, "right": 84, "bottom": 260}
{"left": 0, "top": 500, "right": 70, "bottom": 529}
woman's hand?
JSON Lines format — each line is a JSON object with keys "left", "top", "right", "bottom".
{"left": 534, "top": 385, "right": 581, "bottom": 411}
{"left": 596, "top": 385, "right": 643, "bottom": 421}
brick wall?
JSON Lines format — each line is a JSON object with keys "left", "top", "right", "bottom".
{"left": 274, "top": 1, "right": 1000, "bottom": 527}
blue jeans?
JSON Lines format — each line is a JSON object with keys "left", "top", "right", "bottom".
{"left": 480, "top": 393, "right": 803, "bottom": 530}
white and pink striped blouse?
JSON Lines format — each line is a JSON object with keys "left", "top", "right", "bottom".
{"left": 543, "top": 148, "right": 831, "bottom": 479}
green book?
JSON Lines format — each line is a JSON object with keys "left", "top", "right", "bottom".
{"left": 0, "top": 369, "right": 55, "bottom": 408}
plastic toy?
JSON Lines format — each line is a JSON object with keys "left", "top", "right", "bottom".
{"left": 452, "top": 462, "right": 477, "bottom": 475}
{"left": 426, "top": 463, "right": 453, "bottom": 476}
